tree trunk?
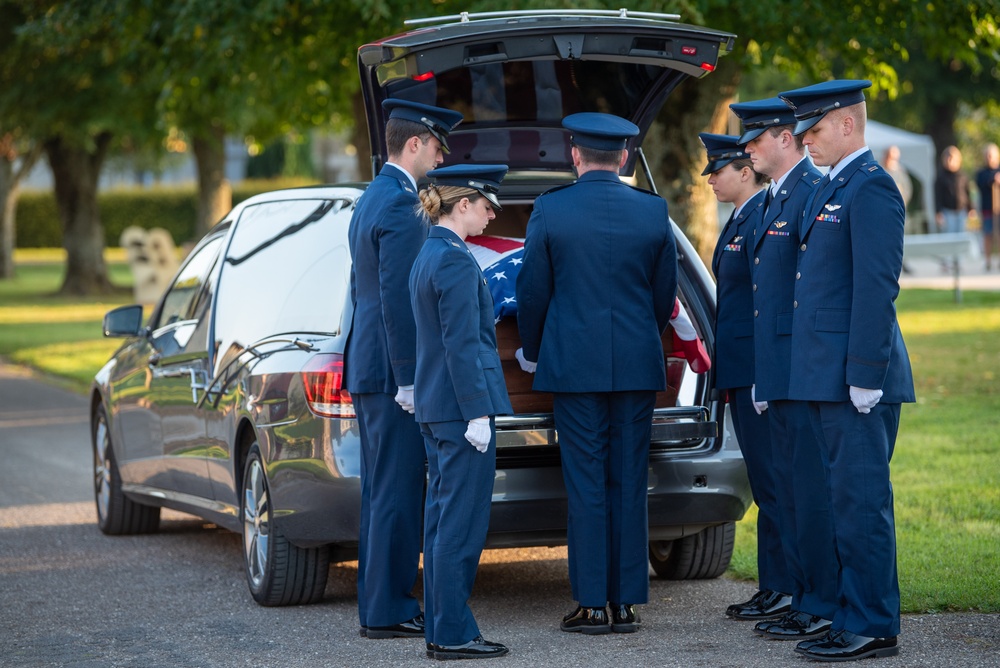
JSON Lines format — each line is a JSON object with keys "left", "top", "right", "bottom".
{"left": 927, "top": 100, "right": 957, "bottom": 161}
{"left": 643, "top": 61, "right": 742, "bottom": 267}
{"left": 0, "top": 139, "right": 42, "bottom": 279}
{"left": 192, "top": 126, "right": 232, "bottom": 239}
{"left": 45, "top": 133, "right": 115, "bottom": 295}
{"left": 352, "top": 90, "right": 373, "bottom": 181}
{"left": 0, "top": 159, "right": 17, "bottom": 280}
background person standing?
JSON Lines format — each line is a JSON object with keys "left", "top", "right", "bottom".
{"left": 778, "top": 78, "right": 915, "bottom": 663}
{"left": 515, "top": 112, "right": 677, "bottom": 636}
{"left": 974, "top": 143, "right": 1000, "bottom": 270}
{"left": 934, "top": 145, "right": 974, "bottom": 234}
{"left": 882, "top": 146, "right": 915, "bottom": 232}
{"left": 345, "top": 99, "right": 462, "bottom": 641}
{"left": 410, "top": 164, "right": 512, "bottom": 661}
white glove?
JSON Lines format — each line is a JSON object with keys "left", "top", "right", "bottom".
{"left": 849, "top": 386, "right": 883, "bottom": 414}
{"left": 464, "top": 416, "right": 491, "bottom": 453}
{"left": 394, "top": 385, "right": 415, "bottom": 414}
{"left": 515, "top": 348, "right": 537, "bottom": 373}
{"left": 751, "top": 384, "right": 768, "bottom": 415}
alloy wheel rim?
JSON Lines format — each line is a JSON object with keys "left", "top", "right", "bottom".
{"left": 243, "top": 458, "right": 270, "bottom": 588}
{"left": 93, "top": 416, "right": 111, "bottom": 521}
{"left": 649, "top": 540, "right": 673, "bottom": 562}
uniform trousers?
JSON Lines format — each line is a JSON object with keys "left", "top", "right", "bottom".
{"left": 768, "top": 400, "right": 839, "bottom": 620}
{"left": 806, "top": 400, "right": 902, "bottom": 638}
{"left": 553, "top": 391, "right": 656, "bottom": 608}
{"left": 420, "top": 418, "right": 496, "bottom": 647}
{"left": 728, "top": 386, "right": 791, "bottom": 595}
{"left": 354, "top": 392, "right": 425, "bottom": 628}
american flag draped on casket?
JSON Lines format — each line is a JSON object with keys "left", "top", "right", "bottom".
{"left": 467, "top": 236, "right": 711, "bottom": 373}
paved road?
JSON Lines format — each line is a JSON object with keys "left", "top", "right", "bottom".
{"left": 1, "top": 363, "right": 997, "bottom": 667}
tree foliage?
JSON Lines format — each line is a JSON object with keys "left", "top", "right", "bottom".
{"left": 486, "top": 0, "right": 1000, "bottom": 259}
{"left": 0, "top": 0, "right": 162, "bottom": 293}
{"left": 2, "top": 0, "right": 997, "bottom": 289}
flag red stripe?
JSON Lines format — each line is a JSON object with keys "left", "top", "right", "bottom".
{"left": 467, "top": 235, "right": 524, "bottom": 252}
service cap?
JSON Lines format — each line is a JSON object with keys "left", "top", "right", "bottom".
{"left": 699, "top": 133, "right": 748, "bottom": 176}
{"left": 426, "top": 163, "right": 509, "bottom": 209}
{"left": 562, "top": 112, "right": 639, "bottom": 151}
{"left": 729, "top": 97, "right": 798, "bottom": 145}
{"left": 382, "top": 99, "right": 463, "bottom": 152}
{"left": 778, "top": 79, "right": 872, "bottom": 135}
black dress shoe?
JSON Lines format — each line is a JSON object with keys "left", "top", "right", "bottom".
{"left": 795, "top": 629, "right": 898, "bottom": 661}
{"left": 753, "top": 610, "right": 832, "bottom": 640}
{"left": 794, "top": 631, "right": 831, "bottom": 653}
{"left": 426, "top": 642, "right": 439, "bottom": 659}
{"left": 365, "top": 613, "right": 425, "bottom": 639}
{"left": 726, "top": 589, "right": 766, "bottom": 618}
{"left": 560, "top": 606, "right": 611, "bottom": 635}
{"left": 610, "top": 604, "right": 641, "bottom": 633}
{"left": 433, "top": 635, "right": 508, "bottom": 660}
{"left": 359, "top": 626, "right": 367, "bottom": 638}
{"left": 726, "top": 590, "right": 792, "bottom": 621}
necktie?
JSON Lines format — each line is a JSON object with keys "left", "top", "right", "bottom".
{"left": 763, "top": 188, "right": 772, "bottom": 213}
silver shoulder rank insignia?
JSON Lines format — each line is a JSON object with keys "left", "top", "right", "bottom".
{"left": 824, "top": 204, "right": 842, "bottom": 211}
{"left": 774, "top": 221, "right": 787, "bottom": 228}
{"left": 451, "top": 242, "right": 461, "bottom": 248}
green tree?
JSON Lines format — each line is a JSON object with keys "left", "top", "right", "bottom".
{"left": 0, "top": 0, "right": 40, "bottom": 280}
{"left": 150, "top": 0, "right": 431, "bottom": 236}
{"left": 0, "top": 0, "right": 162, "bottom": 294}
{"left": 0, "top": 132, "right": 42, "bottom": 280}
{"left": 0, "top": 0, "right": 409, "bottom": 291}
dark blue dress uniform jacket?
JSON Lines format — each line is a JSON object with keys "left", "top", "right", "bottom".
{"left": 516, "top": 170, "right": 677, "bottom": 391}
{"left": 345, "top": 164, "right": 424, "bottom": 393}
{"left": 711, "top": 190, "right": 766, "bottom": 391}
{"left": 409, "top": 226, "right": 513, "bottom": 422}
{"left": 751, "top": 158, "right": 823, "bottom": 401}
{"left": 789, "top": 151, "right": 915, "bottom": 402}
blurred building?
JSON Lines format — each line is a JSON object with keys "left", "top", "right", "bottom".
{"left": 21, "top": 131, "right": 360, "bottom": 191}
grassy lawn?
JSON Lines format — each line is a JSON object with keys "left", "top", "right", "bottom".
{"left": 729, "top": 288, "right": 1000, "bottom": 613}
{"left": 2, "top": 254, "right": 998, "bottom": 613}
{"left": 0, "top": 252, "right": 134, "bottom": 387}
